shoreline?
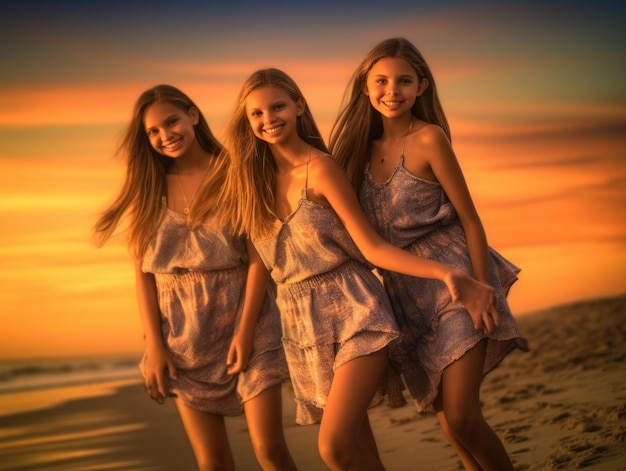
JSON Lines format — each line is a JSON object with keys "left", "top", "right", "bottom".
{"left": 1, "top": 294, "right": 625, "bottom": 470}
{"left": 0, "top": 378, "right": 142, "bottom": 418}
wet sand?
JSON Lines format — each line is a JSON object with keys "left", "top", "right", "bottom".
{"left": 1, "top": 294, "right": 624, "bottom": 470}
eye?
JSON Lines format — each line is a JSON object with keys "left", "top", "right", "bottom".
{"left": 167, "top": 117, "right": 178, "bottom": 126}
{"left": 273, "top": 103, "right": 285, "bottom": 111}
{"left": 146, "top": 128, "right": 157, "bottom": 136}
{"left": 250, "top": 110, "right": 261, "bottom": 118}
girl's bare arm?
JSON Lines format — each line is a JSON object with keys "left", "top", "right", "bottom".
{"left": 134, "top": 258, "right": 176, "bottom": 403}
{"left": 308, "top": 152, "right": 498, "bottom": 333}
{"left": 227, "top": 239, "right": 270, "bottom": 374}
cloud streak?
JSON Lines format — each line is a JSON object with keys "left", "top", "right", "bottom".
{"left": 1, "top": 0, "right": 624, "bottom": 357}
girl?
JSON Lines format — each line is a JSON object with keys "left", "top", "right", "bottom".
{"left": 94, "top": 85, "right": 296, "bottom": 471}
{"left": 329, "top": 37, "right": 529, "bottom": 471}
{"left": 215, "top": 68, "right": 501, "bottom": 471}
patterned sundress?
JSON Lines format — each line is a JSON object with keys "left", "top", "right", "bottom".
{"left": 253, "top": 155, "right": 401, "bottom": 424}
{"left": 360, "top": 153, "right": 529, "bottom": 412}
{"left": 140, "top": 198, "right": 289, "bottom": 416}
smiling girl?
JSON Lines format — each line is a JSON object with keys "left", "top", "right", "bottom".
{"left": 94, "top": 85, "right": 296, "bottom": 471}
{"left": 329, "top": 37, "right": 528, "bottom": 471}
{"left": 214, "top": 68, "right": 502, "bottom": 471}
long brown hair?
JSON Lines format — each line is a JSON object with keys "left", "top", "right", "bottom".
{"left": 329, "top": 37, "right": 450, "bottom": 193}
{"left": 217, "top": 68, "right": 328, "bottom": 240}
{"left": 94, "top": 84, "right": 223, "bottom": 257}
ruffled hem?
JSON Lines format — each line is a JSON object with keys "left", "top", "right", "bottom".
{"left": 392, "top": 317, "right": 529, "bottom": 412}
{"left": 238, "top": 345, "right": 291, "bottom": 403}
{"left": 139, "top": 342, "right": 290, "bottom": 415}
{"left": 409, "top": 335, "right": 529, "bottom": 412}
{"left": 286, "top": 330, "right": 399, "bottom": 425}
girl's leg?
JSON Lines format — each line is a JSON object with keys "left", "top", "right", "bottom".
{"left": 437, "top": 339, "right": 514, "bottom": 471}
{"left": 174, "top": 398, "right": 235, "bottom": 471}
{"left": 318, "top": 348, "right": 389, "bottom": 471}
{"left": 244, "top": 383, "right": 298, "bottom": 471}
{"left": 359, "top": 413, "right": 380, "bottom": 460}
{"left": 433, "top": 394, "right": 482, "bottom": 471}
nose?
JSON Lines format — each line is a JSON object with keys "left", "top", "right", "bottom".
{"left": 160, "top": 128, "right": 174, "bottom": 142}
{"left": 263, "top": 111, "right": 276, "bottom": 125}
{"left": 385, "top": 85, "right": 399, "bottom": 96}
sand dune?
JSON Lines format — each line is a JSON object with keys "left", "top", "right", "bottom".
{"left": 0, "top": 294, "right": 624, "bottom": 470}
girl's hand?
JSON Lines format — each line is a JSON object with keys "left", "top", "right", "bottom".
{"left": 143, "top": 346, "right": 177, "bottom": 404}
{"left": 227, "top": 332, "right": 253, "bottom": 375}
{"left": 444, "top": 269, "right": 500, "bottom": 335}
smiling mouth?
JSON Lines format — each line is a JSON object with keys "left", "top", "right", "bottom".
{"left": 382, "top": 100, "right": 403, "bottom": 106}
{"left": 163, "top": 138, "right": 182, "bottom": 150}
{"left": 264, "top": 124, "right": 284, "bottom": 135}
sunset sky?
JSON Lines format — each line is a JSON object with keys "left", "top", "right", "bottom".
{"left": 1, "top": 0, "right": 624, "bottom": 359}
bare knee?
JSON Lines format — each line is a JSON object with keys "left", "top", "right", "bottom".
{"left": 444, "top": 409, "right": 483, "bottom": 443}
{"left": 251, "top": 436, "right": 291, "bottom": 468}
{"left": 195, "top": 454, "right": 235, "bottom": 471}
{"left": 318, "top": 432, "right": 355, "bottom": 469}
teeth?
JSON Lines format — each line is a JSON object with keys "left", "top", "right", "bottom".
{"left": 164, "top": 139, "right": 181, "bottom": 149}
{"left": 264, "top": 126, "right": 282, "bottom": 134}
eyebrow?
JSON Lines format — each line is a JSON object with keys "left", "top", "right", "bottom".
{"left": 371, "top": 73, "right": 414, "bottom": 79}
{"left": 145, "top": 114, "right": 178, "bottom": 131}
{"left": 248, "top": 100, "right": 286, "bottom": 111}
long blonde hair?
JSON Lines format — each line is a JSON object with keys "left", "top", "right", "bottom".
{"left": 217, "top": 68, "right": 329, "bottom": 240}
{"left": 94, "top": 84, "right": 223, "bottom": 257}
{"left": 329, "top": 37, "right": 450, "bottom": 193}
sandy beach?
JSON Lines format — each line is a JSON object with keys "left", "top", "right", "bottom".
{"left": 1, "top": 293, "right": 624, "bottom": 471}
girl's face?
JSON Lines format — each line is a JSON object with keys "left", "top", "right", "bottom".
{"left": 364, "top": 57, "right": 427, "bottom": 119}
{"left": 143, "top": 101, "right": 199, "bottom": 158}
{"left": 245, "top": 86, "right": 304, "bottom": 145}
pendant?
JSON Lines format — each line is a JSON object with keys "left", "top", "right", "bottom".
{"left": 183, "top": 207, "right": 189, "bottom": 214}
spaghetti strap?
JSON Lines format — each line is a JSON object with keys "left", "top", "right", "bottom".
{"left": 302, "top": 145, "right": 312, "bottom": 199}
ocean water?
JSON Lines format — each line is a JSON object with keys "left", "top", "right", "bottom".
{"left": 0, "top": 355, "right": 142, "bottom": 394}
{"left": 0, "top": 354, "right": 143, "bottom": 417}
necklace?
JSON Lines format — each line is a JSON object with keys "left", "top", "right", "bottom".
{"left": 381, "top": 118, "right": 414, "bottom": 163}
{"left": 175, "top": 169, "right": 191, "bottom": 214}
{"left": 174, "top": 164, "right": 210, "bottom": 215}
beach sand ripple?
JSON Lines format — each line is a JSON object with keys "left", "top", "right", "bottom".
{"left": 0, "top": 294, "right": 624, "bottom": 470}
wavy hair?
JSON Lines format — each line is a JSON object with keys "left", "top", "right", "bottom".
{"left": 217, "top": 68, "right": 328, "bottom": 240}
{"left": 329, "top": 37, "right": 450, "bottom": 192}
{"left": 94, "top": 84, "right": 223, "bottom": 257}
